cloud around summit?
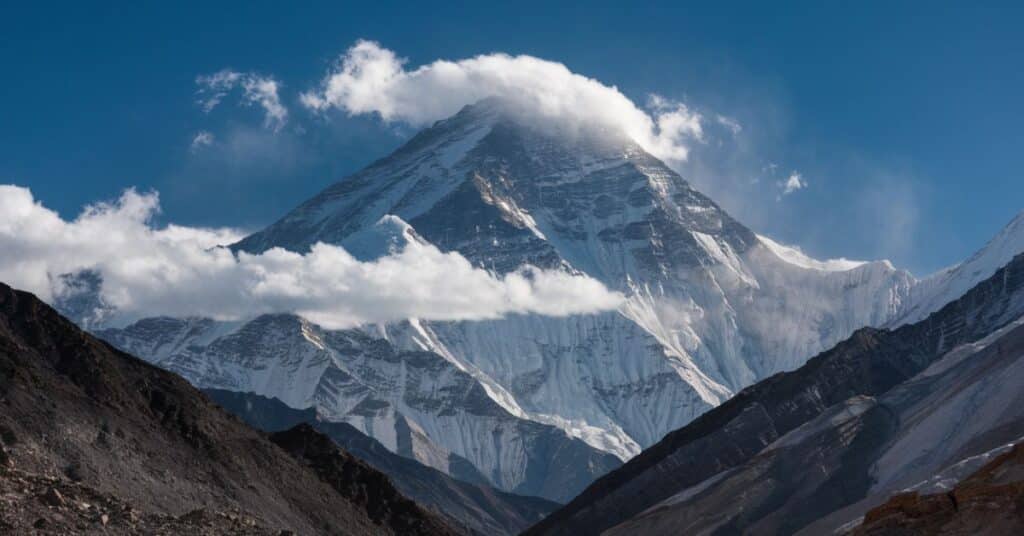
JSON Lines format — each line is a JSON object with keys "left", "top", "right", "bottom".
{"left": 300, "top": 39, "right": 706, "bottom": 164}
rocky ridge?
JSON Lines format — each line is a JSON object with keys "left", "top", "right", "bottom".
{"left": 0, "top": 281, "right": 454, "bottom": 535}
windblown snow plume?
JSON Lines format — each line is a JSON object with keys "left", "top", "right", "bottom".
{"left": 301, "top": 40, "right": 704, "bottom": 163}
{"left": 0, "top": 185, "right": 624, "bottom": 328}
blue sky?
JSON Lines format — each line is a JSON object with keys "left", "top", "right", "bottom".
{"left": 2, "top": 1, "right": 1022, "bottom": 275}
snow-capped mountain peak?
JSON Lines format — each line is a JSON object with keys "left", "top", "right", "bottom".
{"left": 93, "top": 98, "right": 1024, "bottom": 501}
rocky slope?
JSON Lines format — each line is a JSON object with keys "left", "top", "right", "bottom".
{"left": 206, "top": 388, "right": 557, "bottom": 535}
{"left": 849, "top": 441, "right": 1024, "bottom": 535}
{"left": 0, "top": 281, "right": 454, "bottom": 535}
{"left": 528, "top": 252, "right": 1024, "bottom": 535}
{"left": 0, "top": 466, "right": 277, "bottom": 536}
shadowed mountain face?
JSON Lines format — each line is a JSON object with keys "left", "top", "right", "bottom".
{"left": 0, "top": 282, "right": 454, "bottom": 535}
{"left": 528, "top": 253, "right": 1024, "bottom": 535}
{"left": 206, "top": 389, "right": 558, "bottom": 535}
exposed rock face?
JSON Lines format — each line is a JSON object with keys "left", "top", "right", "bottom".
{"left": 207, "top": 388, "right": 558, "bottom": 536}
{"left": 852, "top": 443, "right": 1024, "bottom": 536}
{"left": 0, "top": 281, "right": 454, "bottom": 535}
{"left": 528, "top": 253, "right": 1024, "bottom": 535}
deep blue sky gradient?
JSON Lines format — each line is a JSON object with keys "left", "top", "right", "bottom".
{"left": 2, "top": 1, "right": 1022, "bottom": 274}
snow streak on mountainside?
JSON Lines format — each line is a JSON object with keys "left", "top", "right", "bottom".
{"left": 95, "top": 98, "right": 1024, "bottom": 499}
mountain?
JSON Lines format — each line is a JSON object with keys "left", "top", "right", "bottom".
{"left": 206, "top": 388, "right": 558, "bottom": 535}
{"left": 527, "top": 252, "right": 1024, "bottom": 535}
{"left": 96, "top": 313, "right": 622, "bottom": 503}
{"left": 0, "top": 281, "right": 454, "bottom": 535}
{"left": 91, "top": 98, "right": 1024, "bottom": 502}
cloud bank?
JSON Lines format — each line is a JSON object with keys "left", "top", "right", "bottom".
{"left": 301, "top": 40, "right": 705, "bottom": 163}
{"left": 0, "top": 185, "right": 623, "bottom": 329}
{"left": 197, "top": 70, "right": 288, "bottom": 131}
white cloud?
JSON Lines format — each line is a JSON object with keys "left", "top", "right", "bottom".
{"left": 301, "top": 40, "right": 705, "bottom": 163}
{"left": 0, "top": 185, "right": 623, "bottom": 329}
{"left": 197, "top": 70, "right": 287, "bottom": 131}
{"left": 780, "top": 172, "right": 807, "bottom": 196}
{"left": 190, "top": 131, "right": 214, "bottom": 151}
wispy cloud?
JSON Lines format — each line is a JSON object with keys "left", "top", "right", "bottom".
{"left": 778, "top": 172, "right": 807, "bottom": 198}
{"left": 196, "top": 70, "right": 287, "bottom": 131}
{"left": 715, "top": 114, "right": 742, "bottom": 135}
{"left": 301, "top": 39, "right": 705, "bottom": 163}
{"left": 0, "top": 185, "right": 624, "bottom": 329}
{"left": 190, "top": 130, "right": 214, "bottom": 151}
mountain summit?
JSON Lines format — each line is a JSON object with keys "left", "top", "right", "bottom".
{"left": 235, "top": 97, "right": 757, "bottom": 276}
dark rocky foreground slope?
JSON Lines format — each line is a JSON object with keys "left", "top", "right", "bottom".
{"left": 207, "top": 389, "right": 557, "bottom": 535}
{"left": 529, "top": 253, "right": 1024, "bottom": 535}
{"left": 0, "top": 282, "right": 454, "bottom": 535}
{"left": 851, "top": 442, "right": 1024, "bottom": 535}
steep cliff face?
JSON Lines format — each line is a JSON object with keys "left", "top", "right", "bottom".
{"left": 529, "top": 253, "right": 1024, "bottom": 535}
{"left": 0, "top": 282, "right": 454, "bottom": 535}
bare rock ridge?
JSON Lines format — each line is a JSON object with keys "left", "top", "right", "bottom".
{"left": 206, "top": 388, "right": 558, "bottom": 535}
{"left": 851, "top": 442, "right": 1024, "bottom": 535}
{"left": 0, "top": 281, "right": 454, "bottom": 535}
{"left": 527, "top": 251, "right": 1024, "bottom": 535}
